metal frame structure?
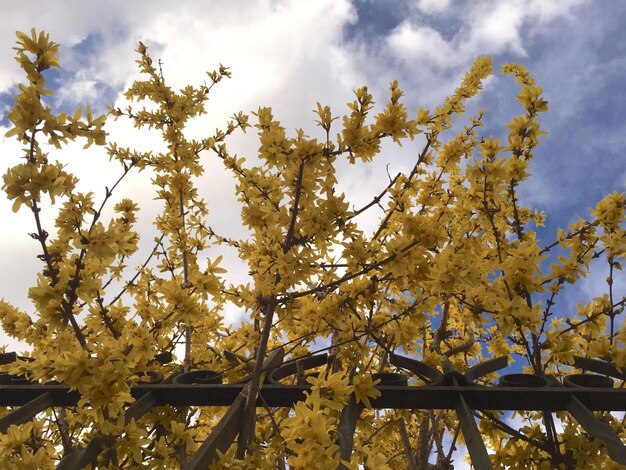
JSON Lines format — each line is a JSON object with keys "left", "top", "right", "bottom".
{"left": 1, "top": 352, "right": 625, "bottom": 469}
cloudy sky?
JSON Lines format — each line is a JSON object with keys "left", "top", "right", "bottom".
{"left": 0, "top": 0, "right": 624, "bottom": 466}
{"left": 0, "top": 0, "right": 624, "bottom": 330}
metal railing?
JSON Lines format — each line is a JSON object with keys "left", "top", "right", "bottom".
{"left": 1, "top": 351, "right": 625, "bottom": 469}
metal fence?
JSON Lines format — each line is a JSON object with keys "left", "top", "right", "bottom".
{"left": 1, "top": 351, "right": 625, "bottom": 469}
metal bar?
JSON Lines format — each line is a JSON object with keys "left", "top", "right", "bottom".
{"left": 0, "top": 392, "right": 53, "bottom": 433}
{"left": 390, "top": 352, "right": 443, "bottom": 384}
{"left": 235, "top": 347, "right": 286, "bottom": 384}
{"left": 0, "top": 352, "right": 17, "bottom": 365}
{"left": 465, "top": 357, "right": 508, "bottom": 384}
{"left": 567, "top": 395, "right": 626, "bottom": 464}
{"left": 267, "top": 353, "right": 327, "bottom": 383}
{"left": 336, "top": 398, "right": 364, "bottom": 469}
{"left": 455, "top": 393, "right": 492, "bottom": 470}
{"left": 0, "top": 386, "right": 80, "bottom": 406}
{"left": 56, "top": 391, "right": 158, "bottom": 469}
{"left": 188, "top": 383, "right": 251, "bottom": 469}
{"left": 573, "top": 356, "right": 626, "bottom": 380}
{"left": 124, "top": 384, "right": 626, "bottom": 411}
{"left": 2, "top": 384, "right": 626, "bottom": 410}
{"left": 124, "top": 391, "right": 159, "bottom": 422}
{"left": 56, "top": 436, "right": 104, "bottom": 470}
{"left": 448, "top": 371, "right": 492, "bottom": 470}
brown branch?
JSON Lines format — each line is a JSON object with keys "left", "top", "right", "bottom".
{"left": 106, "top": 233, "right": 165, "bottom": 308}
{"left": 210, "top": 144, "right": 281, "bottom": 212}
{"left": 237, "top": 158, "right": 308, "bottom": 457}
{"left": 476, "top": 410, "right": 553, "bottom": 455}
{"left": 372, "top": 139, "right": 432, "bottom": 241}
{"left": 443, "top": 339, "right": 475, "bottom": 357}
{"left": 281, "top": 239, "right": 419, "bottom": 302}
{"left": 347, "top": 172, "right": 400, "bottom": 221}
{"left": 283, "top": 160, "right": 306, "bottom": 254}
{"left": 540, "top": 220, "right": 599, "bottom": 255}
{"left": 26, "top": 127, "right": 87, "bottom": 348}
{"left": 398, "top": 417, "right": 418, "bottom": 470}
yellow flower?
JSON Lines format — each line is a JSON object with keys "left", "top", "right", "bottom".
{"left": 352, "top": 373, "right": 381, "bottom": 408}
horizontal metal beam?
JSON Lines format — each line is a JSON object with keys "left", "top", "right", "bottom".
{"left": 1, "top": 384, "right": 626, "bottom": 411}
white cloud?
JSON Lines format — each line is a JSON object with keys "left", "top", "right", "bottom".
{"left": 0, "top": 1, "right": 135, "bottom": 91}
{"left": 464, "top": 1, "right": 528, "bottom": 56}
{"left": 580, "top": 256, "right": 626, "bottom": 303}
{"left": 387, "top": 0, "right": 586, "bottom": 68}
{"left": 2, "top": 1, "right": 625, "bottom": 466}
{"left": 414, "top": 0, "right": 453, "bottom": 13}
{"left": 464, "top": 0, "right": 582, "bottom": 57}
{"left": 524, "top": 0, "right": 586, "bottom": 25}
{"left": 387, "top": 22, "right": 457, "bottom": 67}
{"left": 55, "top": 76, "right": 99, "bottom": 104}
{"left": 0, "top": 101, "right": 9, "bottom": 122}
{"left": 0, "top": 1, "right": 610, "bottom": 336}
{"left": 0, "top": 0, "right": 363, "bottom": 328}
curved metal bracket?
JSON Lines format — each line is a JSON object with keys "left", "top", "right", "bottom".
{"left": 389, "top": 352, "right": 444, "bottom": 385}
{"left": 465, "top": 357, "right": 508, "bottom": 385}
{"left": 266, "top": 353, "right": 328, "bottom": 384}
{"left": 573, "top": 356, "right": 626, "bottom": 380}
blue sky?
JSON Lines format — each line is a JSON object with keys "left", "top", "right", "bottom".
{"left": 1, "top": 0, "right": 623, "bottom": 314}
{"left": 0, "top": 1, "right": 625, "bottom": 466}
{"left": 0, "top": 0, "right": 624, "bottom": 357}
